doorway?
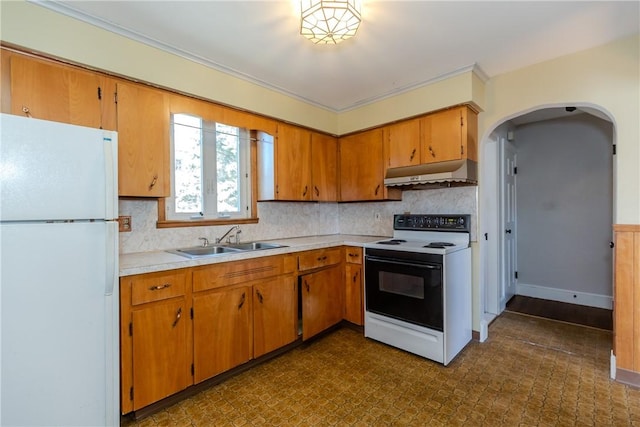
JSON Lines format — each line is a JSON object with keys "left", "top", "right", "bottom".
{"left": 480, "top": 106, "right": 615, "bottom": 340}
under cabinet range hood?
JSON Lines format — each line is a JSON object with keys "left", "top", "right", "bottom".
{"left": 384, "top": 159, "right": 477, "bottom": 187}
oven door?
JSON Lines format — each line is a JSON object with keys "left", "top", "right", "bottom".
{"left": 365, "top": 248, "right": 443, "bottom": 331}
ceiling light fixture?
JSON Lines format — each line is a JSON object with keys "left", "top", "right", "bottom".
{"left": 300, "top": 0, "right": 361, "bottom": 44}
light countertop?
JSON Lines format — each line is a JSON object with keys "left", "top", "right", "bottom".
{"left": 119, "top": 234, "right": 388, "bottom": 276}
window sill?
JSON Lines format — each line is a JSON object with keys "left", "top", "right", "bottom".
{"left": 157, "top": 217, "right": 259, "bottom": 229}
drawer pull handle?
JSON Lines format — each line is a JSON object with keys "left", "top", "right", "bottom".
{"left": 374, "top": 184, "right": 381, "bottom": 195}
{"left": 353, "top": 271, "right": 359, "bottom": 283}
{"left": 302, "top": 185, "right": 308, "bottom": 197}
{"left": 316, "top": 256, "right": 327, "bottom": 261}
{"left": 304, "top": 280, "right": 310, "bottom": 292}
{"left": 314, "top": 186, "right": 320, "bottom": 197}
{"left": 256, "top": 289, "right": 264, "bottom": 304}
{"left": 348, "top": 253, "right": 358, "bottom": 257}
{"left": 238, "top": 292, "right": 246, "bottom": 310}
{"left": 149, "top": 283, "right": 172, "bottom": 291}
{"left": 409, "top": 148, "right": 416, "bottom": 161}
{"left": 429, "top": 145, "right": 436, "bottom": 158}
{"left": 172, "top": 308, "right": 182, "bottom": 328}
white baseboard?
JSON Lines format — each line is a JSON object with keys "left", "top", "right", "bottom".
{"left": 516, "top": 283, "right": 612, "bottom": 310}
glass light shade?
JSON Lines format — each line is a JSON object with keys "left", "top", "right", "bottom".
{"left": 300, "top": 0, "right": 361, "bottom": 44}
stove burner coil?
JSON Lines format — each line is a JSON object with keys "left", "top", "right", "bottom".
{"left": 376, "top": 239, "right": 407, "bottom": 245}
{"left": 424, "top": 242, "right": 455, "bottom": 249}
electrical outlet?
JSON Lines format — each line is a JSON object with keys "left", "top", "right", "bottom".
{"left": 374, "top": 212, "right": 381, "bottom": 222}
{"left": 119, "top": 216, "right": 132, "bottom": 232}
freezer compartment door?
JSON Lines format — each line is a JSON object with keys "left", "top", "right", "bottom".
{"left": 0, "top": 114, "right": 118, "bottom": 221}
{"left": 0, "top": 221, "right": 119, "bottom": 426}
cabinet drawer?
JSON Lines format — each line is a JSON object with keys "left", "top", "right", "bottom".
{"left": 344, "top": 246, "right": 363, "bottom": 264}
{"left": 193, "top": 254, "right": 294, "bottom": 293}
{"left": 298, "top": 248, "right": 342, "bottom": 272}
{"left": 129, "top": 270, "right": 188, "bottom": 305}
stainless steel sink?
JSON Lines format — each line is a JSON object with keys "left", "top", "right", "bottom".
{"left": 167, "top": 245, "right": 244, "bottom": 259}
{"left": 228, "top": 242, "right": 288, "bottom": 251}
{"left": 167, "top": 242, "right": 287, "bottom": 259}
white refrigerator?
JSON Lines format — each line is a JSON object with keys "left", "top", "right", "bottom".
{"left": 0, "top": 113, "right": 119, "bottom": 426}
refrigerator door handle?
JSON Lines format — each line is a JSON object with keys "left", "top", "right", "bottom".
{"left": 105, "top": 222, "right": 118, "bottom": 296}
{"left": 103, "top": 134, "right": 118, "bottom": 219}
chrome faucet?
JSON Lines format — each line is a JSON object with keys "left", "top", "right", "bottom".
{"left": 215, "top": 225, "right": 241, "bottom": 244}
{"left": 198, "top": 237, "right": 210, "bottom": 247}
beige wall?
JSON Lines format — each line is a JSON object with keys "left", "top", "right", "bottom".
{"left": 2, "top": 1, "right": 638, "bottom": 223}
{"left": 480, "top": 34, "right": 640, "bottom": 224}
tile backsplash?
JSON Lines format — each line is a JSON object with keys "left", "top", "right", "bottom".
{"left": 119, "top": 186, "right": 477, "bottom": 254}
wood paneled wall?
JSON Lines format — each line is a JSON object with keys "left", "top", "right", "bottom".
{"left": 614, "top": 224, "right": 640, "bottom": 386}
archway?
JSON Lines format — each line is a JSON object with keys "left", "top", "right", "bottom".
{"left": 477, "top": 104, "right": 616, "bottom": 342}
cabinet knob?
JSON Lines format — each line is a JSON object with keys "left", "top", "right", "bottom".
{"left": 21, "top": 106, "right": 33, "bottom": 118}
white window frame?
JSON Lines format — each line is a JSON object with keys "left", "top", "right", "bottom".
{"left": 167, "top": 113, "right": 252, "bottom": 221}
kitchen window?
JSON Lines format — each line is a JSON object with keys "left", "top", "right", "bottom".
{"left": 166, "top": 113, "right": 252, "bottom": 221}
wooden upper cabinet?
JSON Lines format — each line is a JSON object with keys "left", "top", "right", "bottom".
{"left": 8, "top": 54, "right": 110, "bottom": 129}
{"left": 116, "top": 81, "right": 169, "bottom": 197}
{"left": 384, "top": 119, "right": 421, "bottom": 168}
{"left": 274, "top": 124, "right": 312, "bottom": 200}
{"left": 420, "top": 106, "right": 478, "bottom": 164}
{"left": 310, "top": 132, "right": 338, "bottom": 201}
{"left": 339, "top": 128, "right": 401, "bottom": 201}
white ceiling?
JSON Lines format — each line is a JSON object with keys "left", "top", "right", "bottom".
{"left": 39, "top": 1, "right": 639, "bottom": 113}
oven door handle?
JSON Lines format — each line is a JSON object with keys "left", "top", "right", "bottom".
{"left": 366, "top": 256, "right": 442, "bottom": 270}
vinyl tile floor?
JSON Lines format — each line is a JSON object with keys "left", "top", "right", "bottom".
{"left": 123, "top": 312, "right": 639, "bottom": 426}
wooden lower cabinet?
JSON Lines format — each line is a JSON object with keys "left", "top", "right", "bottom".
{"left": 344, "top": 246, "right": 364, "bottom": 325}
{"left": 254, "top": 275, "right": 298, "bottom": 358}
{"left": 132, "top": 298, "right": 191, "bottom": 410}
{"left": 120, "top": 269, "right": 191, "bottom": 413}
{"left": 300, "top": 264, "right": 343, "bottom": 339}
{"left": 121, "top": 248, "right": 358, "bottom": 413}
{"left": 193, "top": 285, "right": 253, "bottom": 382}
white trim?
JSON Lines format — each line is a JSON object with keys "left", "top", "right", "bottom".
{"left": 610, "top": 351, "right": 616, "bottom": 379}
{"left": 516, "top": 282, "right": 612, "bottom": 310}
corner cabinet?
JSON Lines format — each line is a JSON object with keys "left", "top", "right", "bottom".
{"left": 339, "top": 128, "right": 402, "bottom": 201}
{"left": 257, "top": 125, "right": 338, "bottom": 202}
{"left": 115, "top": 81, "right": 170, "bottom": 197}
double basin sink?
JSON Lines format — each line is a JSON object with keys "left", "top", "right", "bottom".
{"left": 168, "top": 242, "right": 287, "bottom": 259}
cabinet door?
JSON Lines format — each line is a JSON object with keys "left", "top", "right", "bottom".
{"left": 420, "top": 108, "right": 464, "bottom": 163}
{"left": 311, "top": 132, "right": 338, "bottom": 201}
{"left": 344, "top": 247, "right": 363, "bottom": 326}
{"left": 10, "top": 55, "right": 105, "bottom": 129}
{"left": 131, "top": 298, "right": 190, "bottom": 410}
{"left": 116, "top": 82, "right": 169, "bottom": 197}
{"left": 339, "top": 129, "right": 385, "bottom": 201}
{"left": 253, "top": 276, "right": 297, "bottom": 358}
{"left": 384, "top": 119, "right": 421, "bottom": 168}
{"left": 193, "top": 286, "right": 252, "bottom": 383}
{"left": 275, "top": 124, "right": 312, "bottom": 200}
{"left": 301, "top": 265, "right": 343, "bottom": 340}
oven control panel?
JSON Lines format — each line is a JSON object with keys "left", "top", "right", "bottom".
{"left": 393, "top": 214, "right": 470, "bottom": 232}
